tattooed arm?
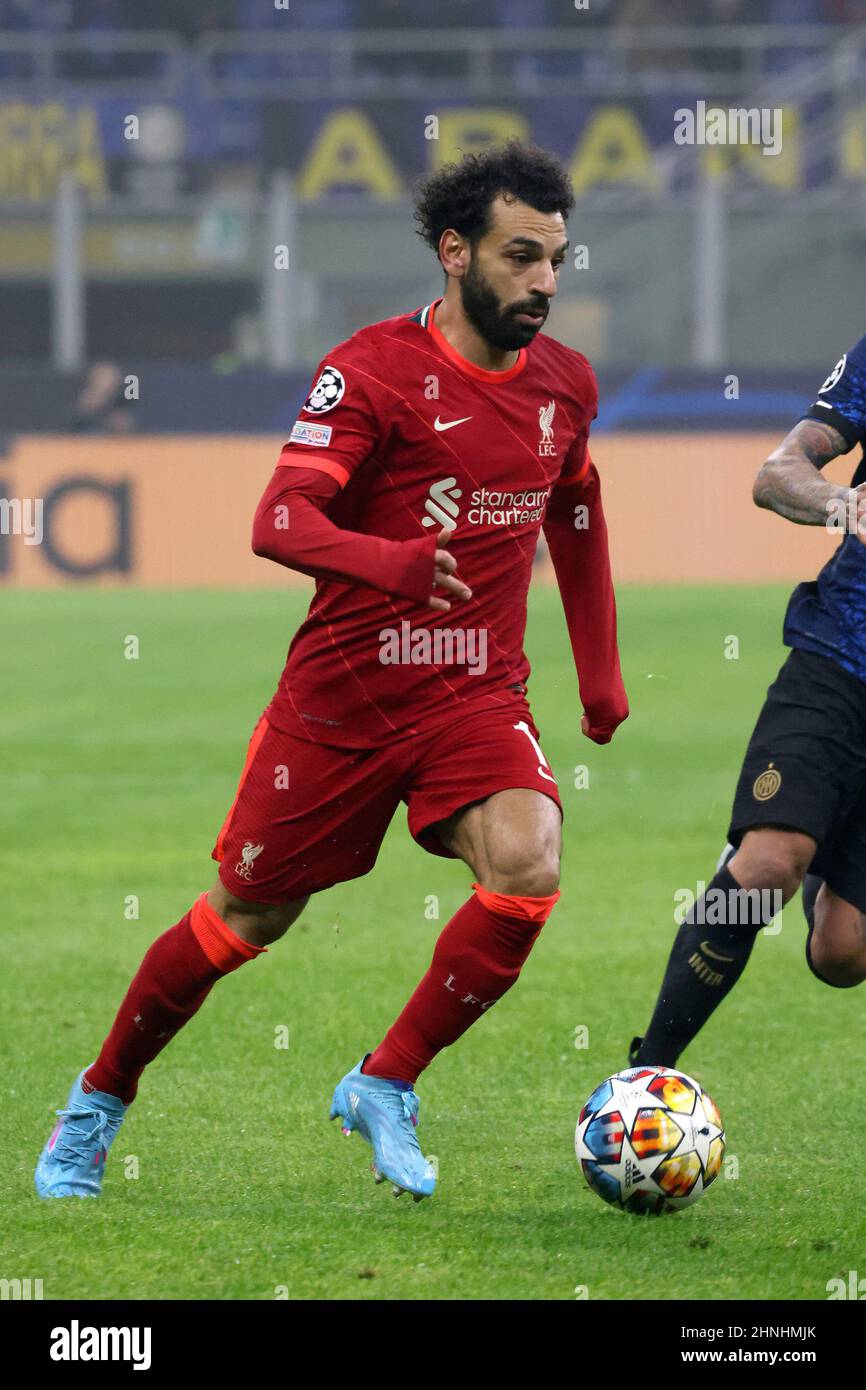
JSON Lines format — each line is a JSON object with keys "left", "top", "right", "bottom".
{"left": 752, "top": 418, "right": 856, "bottom": 527}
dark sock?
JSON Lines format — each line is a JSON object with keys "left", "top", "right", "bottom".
{"left": 636, "top": 865, "right": 781, "bottom": 1066}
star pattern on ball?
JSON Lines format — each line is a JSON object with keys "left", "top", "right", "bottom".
{"left": 690, "top": 1107, "right": 724, "bottom": 1176}
{"left": 618, "top": 1130, "right": 655, "bottom": 1192}
{"left": 592, "top": 1071, "right": 680, "bottom": 1135}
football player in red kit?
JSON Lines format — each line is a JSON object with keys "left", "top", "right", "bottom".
{"left": 36, "top": 141, "right": 628, "bottom": 1201}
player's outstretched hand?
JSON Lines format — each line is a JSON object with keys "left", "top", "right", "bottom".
{"left": 429, "top": 526, "right": 472, "bottom": 612}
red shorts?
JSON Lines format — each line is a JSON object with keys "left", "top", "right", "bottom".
{"left": 212, "top": 696, "right": 562, "bottom": 903}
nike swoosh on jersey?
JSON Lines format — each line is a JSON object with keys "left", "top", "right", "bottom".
{"left": 700, "top": 940, "right": 735, "bottom": 962}
{"left": 433, "top": 415, "right": 473, "bottom": 431}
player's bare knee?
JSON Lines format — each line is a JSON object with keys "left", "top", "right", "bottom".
{"left": 809, "top": 932, "right": 866, "bottom": 988}
{"left": 732, "top": 830, "right": 814, "bottom": 902}
{"left": 485, "top": 844, "right": 561, "bottom": 899}
{"left": 811, "top": 895, "right": 866, "bottom": 987}
{"left": 208, "top": 882, "right": 308, "bottom": 946}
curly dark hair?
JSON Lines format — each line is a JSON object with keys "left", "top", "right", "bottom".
{"left": 413, "top": 140, "right": 575, "bottom": 258}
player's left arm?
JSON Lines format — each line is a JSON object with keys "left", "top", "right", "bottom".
{"left": 753, "top": 336, "right": 866, "bottom": 531}
{"left": 543, "top": 451, "right": 629, "bottom": 745}
{"left": 752, "top": 418, "right": 855, "bottom": 526}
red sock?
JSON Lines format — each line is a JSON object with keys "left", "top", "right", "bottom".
{"left": 84, "top": 893, "right": 265, "bottom": 1103}
{"left": 363, "top": 883, "right": 560, "bottom": 1085}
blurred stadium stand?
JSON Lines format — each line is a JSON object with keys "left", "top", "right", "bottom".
{"left": 1, "top": 3, "right": 865, "bottom": 430}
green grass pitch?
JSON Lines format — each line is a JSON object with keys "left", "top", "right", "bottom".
{"left": 4, "top": 583, "right": 863, "bottom": 1301}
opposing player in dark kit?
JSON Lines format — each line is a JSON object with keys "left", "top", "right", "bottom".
{"left": 36, "top": 142, "right": 628, "bottom": 1201}
{"left": 632, "top": 336, "right": 866, "bottom": 1070}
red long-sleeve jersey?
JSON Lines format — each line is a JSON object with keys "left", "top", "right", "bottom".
{"left": 253, "top": 298, "right": 628, "bottom": 748}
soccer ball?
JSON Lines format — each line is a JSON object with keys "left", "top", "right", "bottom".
{"left": 575, "top": 1065, "right": 725, "bottom": 1214}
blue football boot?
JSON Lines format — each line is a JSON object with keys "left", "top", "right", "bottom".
{"left": 35, "top": 1070, "right": 128, "bottom": 1198}
{"left": 329, "top": 1056, "right": 436, "bottom": 1201}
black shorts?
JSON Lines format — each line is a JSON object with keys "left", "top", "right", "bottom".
{"left": 728, "top": 648, "right": 866, "bottom": 914}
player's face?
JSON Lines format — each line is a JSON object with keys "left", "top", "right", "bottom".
{"left": 460, "top": 197, "right": 568, "bottom": 351}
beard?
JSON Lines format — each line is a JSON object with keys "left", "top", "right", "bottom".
{"left": 458, "top": 257, "right": 549, "bottom": 351}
